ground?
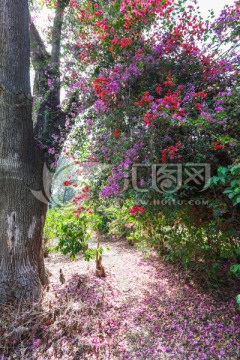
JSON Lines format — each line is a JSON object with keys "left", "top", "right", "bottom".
{"left": 0, "top": 237, "right": 239, "bottom": 359}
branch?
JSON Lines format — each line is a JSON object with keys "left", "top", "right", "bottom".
{"left": 30, "top": 22, "right": 50, "bottom": 64}
{"left": 30, "top": 6, "right": 69, "bottom": 165}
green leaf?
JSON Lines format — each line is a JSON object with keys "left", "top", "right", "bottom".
{"left": 219, "top": 176, "right": 226, "bottom": 185}
{"left": 233, "top": 196, "right": 240, "bottom": 205}
{"left": 231, "top": 164, "right": 240, "bottom": 175}
{"left": 218, "top": 166, "right": 228, "bottom": 176}
{"left": 231, "top": 179, "right": 240, "bottom": 187}
{"left": 236, "top": 294, "right": 240, "bottom": 307}
{"left": 223, "top": 188, "right": 232, "bottom": 194}
{"left": 210, "top": 176, "right": 219, "bottom": 185}
{"left": 230, "top": 264, "right": 240, "bottom": 276}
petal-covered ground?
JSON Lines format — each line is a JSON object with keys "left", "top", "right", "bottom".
{"left": 0, "top": 238, "right": 239, "bottom": 359}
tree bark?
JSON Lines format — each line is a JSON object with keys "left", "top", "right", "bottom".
{"left": 0, "top": 0, "right": 47, "bottom": 303}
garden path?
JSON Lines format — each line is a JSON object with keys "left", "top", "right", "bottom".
{"left": 41, "top": 237, "right": 240, "bottom": 359}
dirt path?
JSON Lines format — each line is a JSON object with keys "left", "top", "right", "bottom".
{"left": 40, "top": 238, "right": 240, "bottom": 360}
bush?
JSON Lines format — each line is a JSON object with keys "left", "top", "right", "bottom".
{"left": 44, "top": 206, "right": 88, "bottom": 260}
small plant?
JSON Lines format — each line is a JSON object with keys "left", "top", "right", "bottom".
{"left": 210, "top": 164, "right": 240, "bottom": 206}
{"left": 44, "top": 206, "right": 89, "bottom": 260}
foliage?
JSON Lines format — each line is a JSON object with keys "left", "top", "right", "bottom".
{"left": 44, "top": 206, "right": 88, "bottom": 259}
{"left": 211, "top": 163, "right": 240, "bottom": 206}
{"left": 44, "top": 196, "right": 111, "bottom": 260}
{"left": 42, "top": 0, "right": 240, "bottom": 275}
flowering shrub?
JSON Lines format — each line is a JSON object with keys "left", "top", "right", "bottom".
{"left": 47, "top": 0, "right": 240, "bottom": 272}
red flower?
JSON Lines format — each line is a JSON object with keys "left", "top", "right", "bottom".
{"left": 162, "top": 148, "right": 168, "bottom": 163}
{"left": 72, "top": 207, "right": 85, "bottom": 218}
{"left": 194, "top": 103, "right": 202, "bottom": 110}
{"left": 193, "top": 91, "right": 207, "bottom": 99}
{"left": 114, "top": 129, "right": 121, "bottom": 138}
{"left": 143, "top": 112, "right": 156, "bottom": 126}
{"left": 63, "top": 181, "right": 73, "bottom": 187}
{"left": 155, "top": 84, "right": 162, "bottom": 94}
{"left": 163, "top": 72, "right": 175, "bottom": 87}
{"left": 134, "top": 91, "right": 154, "bottom": 107}
{"left": 92, "top": 77, "right": 111, "bottom": 96}
{"left": 82, "top": 185, "right": 90, "bottom": 193}
{"left": 214, "top": 142, "right": 225, "bottom": 150}
{"left": 162, "top": 142, "right": 181, "bottom": 163}
{"left": 129, "top": 206, "right": 145, "bottom": 216}
{"left": 87, "top": 156, "right": 98, "bottom": 162}
{"left": 120, "top": 37, "right": 132, "bottom": 48}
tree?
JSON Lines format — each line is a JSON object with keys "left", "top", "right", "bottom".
{"left": 0, "top": 0, "right": 48, "bottom": 303}
{"left": 30, "top": 1, "right": 70, "bottom": 150}
{"left": 0, "top": 0, "right": 69, "bottom": 303}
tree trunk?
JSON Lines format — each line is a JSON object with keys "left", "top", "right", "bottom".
{"left": 30, "top": 3, "right": 68, "bottom": 165}
{"left": 0, "top": 0, "right": 47, "bottom": 303}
